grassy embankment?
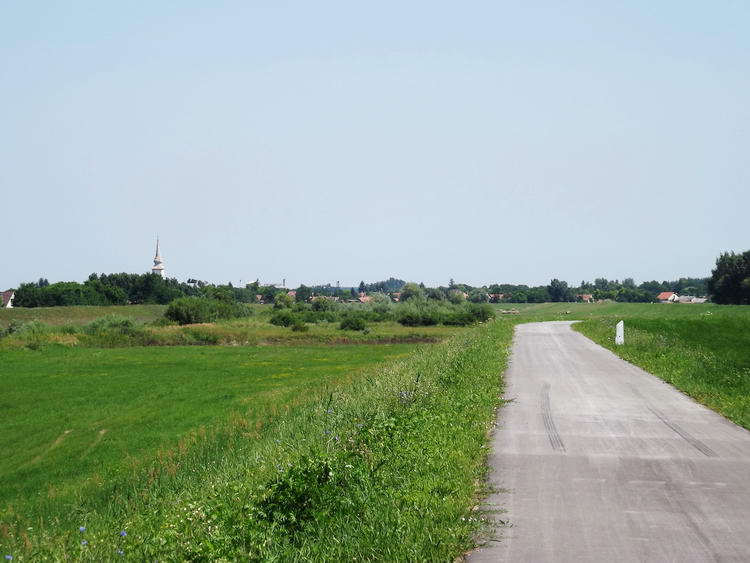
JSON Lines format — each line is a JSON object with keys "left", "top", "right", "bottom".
{"left": 1, "top": 315, "right": 514, "bottom": 560}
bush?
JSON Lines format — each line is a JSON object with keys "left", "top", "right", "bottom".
{"left": 291, "top": 319, "right": 309, "bottom": 332}
{"left": 273, "top": 293, "right": 294, "bottom": 309}
{"left": 85, "top": 315, "right": 137, "bottom": 336}
{"left": 270, "top": 309, "right": 298, "bottom": 327}
{"left": 165, "top": 297, "right": 249, "bottom": 325}
{"left": 395, "top": 302, "right": 494, "bottom": 327}
{"left": 311, "top": 297, "right": 338, "bottom": 312}
{"left": 340, "top": 316, "right": 367, "bottom": 331}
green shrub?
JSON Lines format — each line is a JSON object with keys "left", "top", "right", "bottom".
{"left": 273, "top": 293, "right": 294, "bottom": 309}
{"left": 85, "top": 314, "right": 137, "bottom": 336}
{"left": 165, "top": 297, "right": 249, "bottom": 325}
{"left": 270, "top": 309, "right": 298, "bottom": 327}
{"left": 311, "top": 297, "right": 338, "bottom": 312}
{"left": 291, "top": 319, "right": 309, "bottom": 332}
{"left": 340, "top": 315, "right": 367, "bottom": 331}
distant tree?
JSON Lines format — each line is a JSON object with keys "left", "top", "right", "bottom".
{"left": 511, "top": 291, "right": 528, "bottom": 303}
{"left": 547, "top": 279, "right": 573, "bottom": 302}
{"left": 709, "top": 250, "right": 750, "bottom": 304}
{"left": 526, "top": 286, "right": 550, "bottom": 303}
{"left": 468, "top": 289, "right": 490, "bottom": 303}
{"left": 426, "top": 287, "right": 446, "bottom": 301}
{"left": 639, "top": 280, "right": 667, "bottom": 295}
{"left": 448, "top": 290, "right": 466, "bottom": 304}
{"left": 400, "top": 282, "right": 426, "bottom": 302}
{"left": 273, "top": 292, "right": 294, "bottom": 309}
{"left": 261, "top": 285, "right": 278, "bottom": 303}
{"left": 311, "top": 296, "right": 337, "bottom": 312}
{"left": 358, "top": 281, "right": 366, "bottom": 293}
{"left": 295, "top": 284, "right": 313, "bottom": 303}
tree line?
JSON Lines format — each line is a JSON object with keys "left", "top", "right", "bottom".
{"left": 12, "top": 247, "right": 750, "bottom": 308}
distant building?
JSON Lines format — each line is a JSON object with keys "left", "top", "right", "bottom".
{"left": 691, "top": 297, "right": 708, "bottom": 304}
{"left": 1, "top": 290, "right": 14, "bottom": 308}
{"left": 152, "top": 238, "right": 165, "bottom": 278}
{"left": 656, "top": 291, "right": 678, "bottom": 303}
{"left": 578, "top": 294, "right": 594, "bottom": 303}
{"left": 358, "top": 292, "right": 372, "bottom": 304}
{"left": 678, "top": 295, "right": 696, "bottom": 303}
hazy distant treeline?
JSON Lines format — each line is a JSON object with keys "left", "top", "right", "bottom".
{"left": 10, "top": 273, "right": 711, "bottom": 308}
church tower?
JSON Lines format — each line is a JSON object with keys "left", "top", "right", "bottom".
{"left": 152, "top": 237, "right": 166, "bottom": 278}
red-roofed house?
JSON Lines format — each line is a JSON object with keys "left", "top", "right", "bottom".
{"left": 578, "top": 294, "right": 594, "bottom": 303}
{"left": 2, "top": 290, "right": 14, "bottom": 309}
{"left": 358, "top": 292, "right": 372, "bottom": 304}
{"left": 656, "top": 291, "right": 678, "bottom": 303}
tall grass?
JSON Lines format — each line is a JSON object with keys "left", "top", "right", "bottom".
{"left": 1, "top": 320, "right": 514, "bottom": 561}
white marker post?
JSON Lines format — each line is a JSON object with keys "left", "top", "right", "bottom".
{"left": 615, "top": 320, "right": 624, "bottom": 345}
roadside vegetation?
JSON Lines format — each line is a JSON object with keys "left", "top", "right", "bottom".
{"left": 0, "top": 320, "right": 513, "bottom": 561}
{"left": 0, "top": 343, "right": 416, "bottom": 523}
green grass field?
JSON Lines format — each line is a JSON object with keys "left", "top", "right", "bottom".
{"left": 0, "top": 304, "right": 166, "bottom": 329}
{"left": 0, "top": 320, "right": 514, "bottom": 561}
{"left": 4, "top": 301, "right": 750, "bottom": 559}
{"left": 0, "top": 343, "right": 417, "bottom": 520}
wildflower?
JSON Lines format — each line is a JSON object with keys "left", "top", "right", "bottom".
{"left": 334, "top": 435, "right": 340, "bottom": 442}
{"left": 79, "top": 526, "right": 86, "bottom": 532}
{"left": 119, "top": 530, "right": 127, "bottom": 537}
{"left": 81, "top": 540, "right": 88, "bottom": 546}
{"left": 117, "top": 549, "right": 125, "bottom": 556}
{"left": 326, "top": 409, "right": 333, "bottom": 414}
{"left": 5, "top": 556, "right": 12, "bottom": 561}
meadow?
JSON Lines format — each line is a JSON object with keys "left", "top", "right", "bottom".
{"left": 0, "top": 314, "right": 513, "bottom": 561}
{"left": 3, "top": 299, "right": 749, "bottom": 560}
{"left": 0, "top": 343, "right": 417, "bottom": 519}
{"left": 0, "top": 305, "right": 166, "bottom": 329}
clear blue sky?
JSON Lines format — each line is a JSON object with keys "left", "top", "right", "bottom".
{"left": 2, "top": 1, "right": 748, "bottom": 289}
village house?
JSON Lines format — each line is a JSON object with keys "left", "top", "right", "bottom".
{"left": 577, "top": 294, "right": 594, "bottom": 303}
{"left": 1, "top": 290, "right": 14, "bottom": 308}
{"left": 358, "top": 292, "right": 372, "bottom": 304}
{"left": 656, "top": 291, "right": 679, "bottom": 303}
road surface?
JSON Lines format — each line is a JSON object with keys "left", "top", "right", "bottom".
{"left": 469, "top": 321, "right": 750, "bottom": 562}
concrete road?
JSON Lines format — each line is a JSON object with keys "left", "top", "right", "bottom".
{"left": 469, "top": 321, "right": 750, "bottom": 563}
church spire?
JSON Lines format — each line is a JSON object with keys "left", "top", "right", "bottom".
{"left": 152, "top": 236, "right": 165, "bottom": 278}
